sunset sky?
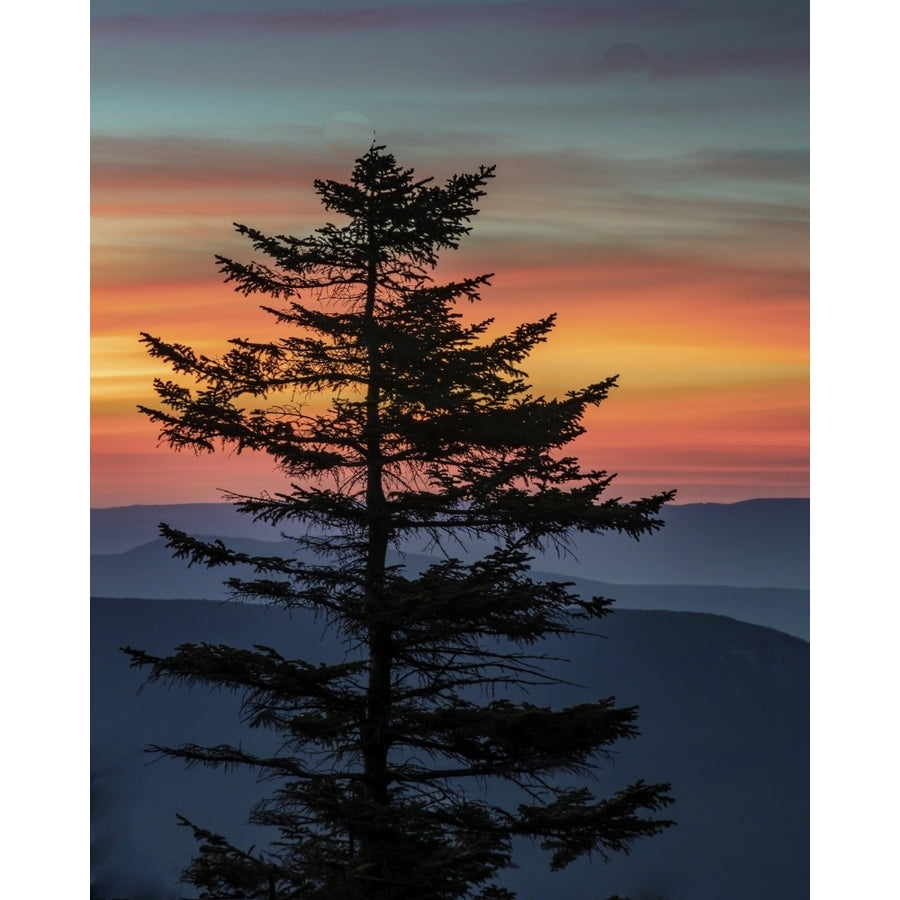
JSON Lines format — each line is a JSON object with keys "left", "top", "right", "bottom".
{"left": 90, "top": 0, "right": 809, "bottom": 508}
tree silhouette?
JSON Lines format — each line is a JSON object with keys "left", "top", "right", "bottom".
{"left": 124, "top": 144, "right": 676, "bottom": 899}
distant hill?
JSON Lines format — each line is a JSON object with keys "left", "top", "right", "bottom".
{"left": 91, "top": 502, "right": 281, "bottom": 555}
{"left": 462, "top": 498, "right": 809, "bottom": 589}
{"left": 91, "top": 536, "right": 809, "bottom": 640}
{"left": 92, "top": 597, "right": 809, "bottom": 900}
{"left": 91, "top": 498, "right": 809, "bottom": 588}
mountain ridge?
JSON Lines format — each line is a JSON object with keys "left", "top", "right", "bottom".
{"left": 91, "top": 497, "right": 810, "bottom": 589}
{"left": 92, "top": 598, "right": 808, "bottom": 900}
{"left": 91, "top": 534, "right": 809, "bottom": 640}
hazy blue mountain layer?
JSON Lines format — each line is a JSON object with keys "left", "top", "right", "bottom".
{"left": 91, "top": 535, "right": 809, "bottom": 640}
{"left": 92, "top": 597, "right": 808, "bottom": 900}
{"left": 91, "top": 498, "right": 809, "bottom": 588}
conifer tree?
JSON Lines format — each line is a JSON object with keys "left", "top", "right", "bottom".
{"left": 124, "top": 145, "right": 676, "bottom": 899}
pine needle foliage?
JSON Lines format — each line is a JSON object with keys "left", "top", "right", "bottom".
{"left": 124, "top": 145, "right": 676, "bottom": 899}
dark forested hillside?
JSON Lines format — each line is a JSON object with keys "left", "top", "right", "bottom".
{"left": 92, "top": 597, "right": 808, "bottom": 900}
